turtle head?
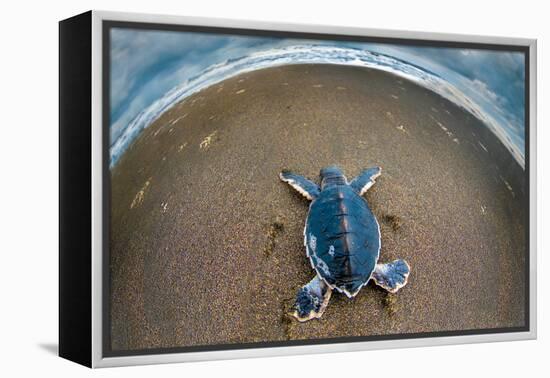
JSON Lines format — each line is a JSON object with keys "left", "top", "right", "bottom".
{"left": 320, "top": 166, "right": 346, "bottom": 189}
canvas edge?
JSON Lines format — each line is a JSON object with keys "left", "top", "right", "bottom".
{"left": 89, "top": 9, "right": 537, "bottom": 368}
{"left": 528, "top": 39, "right": 537, "bottom": 342}
{"left": 58, "top": 10, "right": 94, "bottom": 368}
{"left": 91, "top": 10, "right": 103, "bottom": 369}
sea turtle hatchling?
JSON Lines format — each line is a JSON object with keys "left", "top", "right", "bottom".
{"left": 280, "top": 166, "right": 410, "bottom": 322}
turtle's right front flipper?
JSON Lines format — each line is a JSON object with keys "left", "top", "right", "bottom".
{"left": 350, "top": 167, "right": 382, "bottom": 195}
{"left": 280, "top": 170, "right": 320, "bottom": 201}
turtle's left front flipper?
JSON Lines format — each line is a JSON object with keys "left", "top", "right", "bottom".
{"left": 371, "top": 259, "right": 410, "bottom": 293}
{"left": 280, "top": 170, "right": 320, "bottom": 201}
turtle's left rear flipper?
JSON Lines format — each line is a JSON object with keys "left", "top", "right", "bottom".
{"left": 293, "top": 276, "right": 332, "bottom": 322}
{"left": 371, "top": 259, "right": 410, "bottom": 293}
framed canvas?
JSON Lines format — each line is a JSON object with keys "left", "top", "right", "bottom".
{"left": 59, "top": 10, "right": 537, "bottom": 368}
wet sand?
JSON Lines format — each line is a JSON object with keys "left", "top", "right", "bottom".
{"left": 109, "top": 64, "right": 527, "bottom": 352}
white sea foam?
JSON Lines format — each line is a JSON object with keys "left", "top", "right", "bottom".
{"left": 110, "top": 45, "right": 524, "bottom": 168}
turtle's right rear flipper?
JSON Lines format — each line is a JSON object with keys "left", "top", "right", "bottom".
{"left": 371, "top": 259, "right": 410, "bottom": 293}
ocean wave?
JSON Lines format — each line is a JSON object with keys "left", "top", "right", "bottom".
{"left": 109, "top": 45, "right": 524, "bottom": 168}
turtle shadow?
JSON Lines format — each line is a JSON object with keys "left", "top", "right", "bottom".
{"left": 367, "top": 282, "right": 402, "bottom": 316}
{"left": 280, "top": 296, "right": 297, "bottom": 340}
{"left": 382, "top": 292, "right": 400, "bottom": 316}
{"left": 381, "top": 214, "right": 402, "bottom": 232}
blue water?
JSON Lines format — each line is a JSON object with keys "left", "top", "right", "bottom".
{"left": 109, "top": 45, "right": 524, "bottom": 169}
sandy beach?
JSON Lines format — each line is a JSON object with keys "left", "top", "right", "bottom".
{"left": 109, "top": 64, "right": 527, "bottom": 352}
